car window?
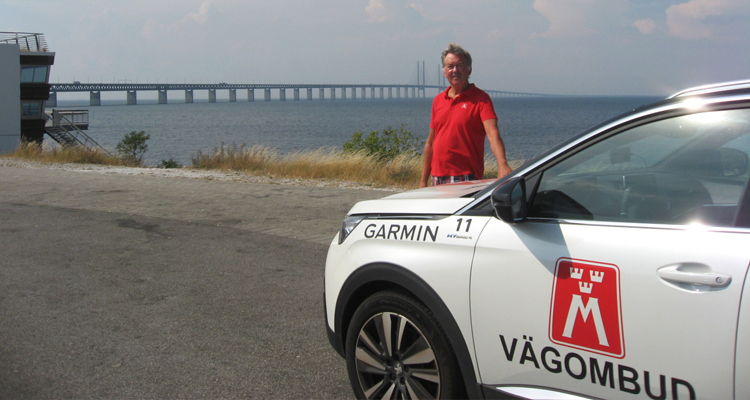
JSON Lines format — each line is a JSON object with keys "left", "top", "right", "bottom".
{"left": 528, "top": 108, "right": 750, "bottom": 226}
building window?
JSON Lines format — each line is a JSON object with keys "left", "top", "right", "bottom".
{"left": 21, "top": 66, "right": 49, "bottom": 83}
{"left": 22, "top": 102, "right": 43, "bottom": 116}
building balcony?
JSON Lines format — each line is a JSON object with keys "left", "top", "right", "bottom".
{"left": 0, "top": 32, "right": 49, "bottom": 52}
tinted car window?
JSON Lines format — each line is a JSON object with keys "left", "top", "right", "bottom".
{"left": 529, "top": 108, "right": 750, "bottom": 226}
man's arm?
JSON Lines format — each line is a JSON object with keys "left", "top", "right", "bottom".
{"left": 420, "top": 128, "right": 436, "bottom": 188}
{"left": 483, "top": 119, "right": 513, "bottom": 178}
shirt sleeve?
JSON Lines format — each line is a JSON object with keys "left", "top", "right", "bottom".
{"left": 478, "top": 92, "right": 498, "bottom": 122}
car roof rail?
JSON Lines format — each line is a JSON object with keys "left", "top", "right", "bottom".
{"left": 668, "top": 79, "right": 750, "bottom": 99}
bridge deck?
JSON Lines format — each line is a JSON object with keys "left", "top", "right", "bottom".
{"left": 50, "top": 83, "right": 546, "bottom": 97}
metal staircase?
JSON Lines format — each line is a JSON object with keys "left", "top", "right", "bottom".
{"left": 44, "top": 109, "right": 111, "bottom": 155}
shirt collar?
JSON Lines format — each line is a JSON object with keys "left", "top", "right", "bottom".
{"left": 442, "top": 83, "right": 476, "bottom": 99}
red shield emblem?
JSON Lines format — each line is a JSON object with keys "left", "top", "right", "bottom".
{"left": 549, "top": 258, "right": 625, "bottom": 358}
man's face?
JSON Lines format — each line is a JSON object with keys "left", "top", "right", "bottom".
{"left": 443, "top": 53, "right": 471, "bottom": 88}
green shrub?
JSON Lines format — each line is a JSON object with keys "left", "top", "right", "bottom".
{"left": 160, "top": 158, "right": 181, "bottom": 168}
{"left": 342, "top": 124, "right": 423, "bottom": 162}
{"left": 116, "top": 131, "right": 150, "bottom": 166}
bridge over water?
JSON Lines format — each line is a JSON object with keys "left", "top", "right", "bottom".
{"left": 48, "top": 83, "right": 546, "bottom": 106}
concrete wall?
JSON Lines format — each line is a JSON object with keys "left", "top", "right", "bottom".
{"left": 0, "top": 44, "right": 21, "bottom": 154}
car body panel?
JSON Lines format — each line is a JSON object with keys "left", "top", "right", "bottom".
{"left": 346, "top": 180, "right": 495, "bottom": 216}
{"left": 325, "top": 213, "right": 492, "bottom": 347}
{"left": 736, "top": 266, "right": 750, "bottom": 399}
{"left": 471, "top": 219, "right": 749, "bottom": 399}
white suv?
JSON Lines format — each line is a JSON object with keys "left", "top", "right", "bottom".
{"left": 325, "top": 80, "right": 750, "bottom": 400}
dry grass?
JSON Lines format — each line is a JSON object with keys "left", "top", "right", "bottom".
{"left": 6, "top": 142, "right": 524, "bottom": 190}
{"left": 192, "top": 144, "right": 424, "bottom": 189}
{"left": 191, "top": 144, "right": 525, "bottom": 189}
{"left": 6, "top": 142, "right": 123, "bottom": 165}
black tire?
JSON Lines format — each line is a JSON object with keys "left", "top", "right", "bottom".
{"left": 345, "top": 290, "right": 464, "bottom": 400}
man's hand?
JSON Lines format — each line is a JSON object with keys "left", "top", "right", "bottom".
{"left": 497, "top": 161, "right": 513, "bottom": 179}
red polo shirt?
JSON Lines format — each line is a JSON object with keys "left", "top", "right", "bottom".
{"left": 430, "top": 84, "right": 497, "bottom": 178}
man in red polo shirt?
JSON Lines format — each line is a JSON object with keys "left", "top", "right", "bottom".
{"left": 420, "top": 43, "right": 512, "bottom": 187}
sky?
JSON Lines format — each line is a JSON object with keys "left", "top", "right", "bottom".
{"left": 2, "top": 0, "right": 749, "bottom": 96}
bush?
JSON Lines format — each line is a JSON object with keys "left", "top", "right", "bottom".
{"left": 160, "top": 158, "right": 181, "bottom": 168}
{"left": 342, "top": 124, "right": 423, "bottom": 162}
{"left": 116, "top": 131, "right": 150, "bottom": 166}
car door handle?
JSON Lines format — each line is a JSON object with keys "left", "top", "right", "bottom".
{"left": 657, "top": 263, "right": 732, "bottom": 287}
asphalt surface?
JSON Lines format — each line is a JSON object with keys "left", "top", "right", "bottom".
{"left": 0, "top": 162, "right": 393, "bottom": 399}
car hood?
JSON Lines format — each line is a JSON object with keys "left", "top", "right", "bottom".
{"left": 348, "top": 179, "right": 496, "bottom": 215}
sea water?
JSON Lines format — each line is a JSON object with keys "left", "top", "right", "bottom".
{"left": 54, "top": 95, "right": 661, "bottom": 166}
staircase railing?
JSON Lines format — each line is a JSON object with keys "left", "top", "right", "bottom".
{"left": 45, "top": 110, "right": 111, "bottom": 155}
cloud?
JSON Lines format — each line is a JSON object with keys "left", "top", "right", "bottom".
{"left": 141, "top": 1, "right": 212, "bottom": 39}
{"left": 409, "top": 2, "right": 426, "bottom": 15}
{"left": 665, "top": 0, "right": 750, "bottom": 39}
{"left": 531, "top": 0, "right": 628, "bottom": 38}
{"left": 532, "top": 0, "right": 597, "bottom": 38}
{"left": 364, "top": 0, "right": 427, "bottom": 23}
{"left": 633, "top": 18, "right": 659, "bottom": 35}
{"left": 365, "top": 0, "right": 393, "bottom": 22}
{"left": 185, "top": 1, "right": 211, "bottom": 24}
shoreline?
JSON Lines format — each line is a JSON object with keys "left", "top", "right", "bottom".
{"left": 0, "top": 157, "right": 399, "bottom": 191}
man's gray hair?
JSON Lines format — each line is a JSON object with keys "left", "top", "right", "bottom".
{"left": 441, "top": 43, "right": 472, "bottom": 67}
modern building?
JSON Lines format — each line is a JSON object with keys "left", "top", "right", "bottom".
{"left": 0, "top": 42, "right": 20, "bottom": 153}
{"left": 0, "top": 32, "right": 55, "bottom": 152}
{"left": 1, "top": 32, "right": 105, "bottom": 154}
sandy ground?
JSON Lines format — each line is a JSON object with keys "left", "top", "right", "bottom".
{"left": 0, "top": 158, "right": 396, "bottom": 246}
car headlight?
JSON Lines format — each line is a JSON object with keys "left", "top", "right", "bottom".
{"left": 339, "top": 215, "right": 366, "bottom": 244}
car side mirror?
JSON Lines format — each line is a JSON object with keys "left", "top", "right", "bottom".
{"left": 718, "top": 147, "right": 749, "bottom": 177}
{"left": 491, "top": 176, "right": 527, "bottom": 223}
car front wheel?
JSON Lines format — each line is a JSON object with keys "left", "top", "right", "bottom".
{"left": 345, "top": 290, "right": 463, "bottom": 400}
